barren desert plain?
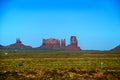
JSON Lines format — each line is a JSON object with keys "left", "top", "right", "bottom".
{"left": 0, "top": 49, "right": 120, "bottom": 80}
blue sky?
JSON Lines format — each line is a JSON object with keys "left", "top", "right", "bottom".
{"left": 0, "top": 0, "right": 120, "bottom": 50}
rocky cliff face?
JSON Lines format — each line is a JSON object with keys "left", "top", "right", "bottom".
{"left": 112, "top": 45, "right": 120, "bottom": 50}
{"left": 61, "top": 39, "right": 66, "bottom": 49}
{"left": 6, "top": 39, "right": 32, "bottom": 49}
{"left": 65, "top": 36, "right": 81, "bottom": 50}
{"left": 40, "top": 36, "right": 81, "bottom": 50}
{"left": 40, "top": 38, "right": 60, "bottom": 49}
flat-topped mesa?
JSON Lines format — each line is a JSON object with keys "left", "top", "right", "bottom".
{"left": 112, "top": 45, "right": 120, "bottom": 50}
{"left": 40, "top": 38, "right": 60, "bottom": 49}
{"left": 6, "top": 38, "right": 32, "bottom": 49}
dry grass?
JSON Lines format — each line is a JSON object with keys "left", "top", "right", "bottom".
{"left": 0, "top": 50, "right": 120, "bottom": 80}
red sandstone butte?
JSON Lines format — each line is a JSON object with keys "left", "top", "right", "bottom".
{"left": 61, "top": 39, "right": 66, "bottom": 49}
{"left": 6, "top": 38, "right": 32, "bottom": 49}
{"left": 40, "top": 36, "right": 81, "bottom": 50}
{"left": 40, "top": 38, "right": 60, "bottom": 49}
{"left": 65, "top": 36, "right": 81, "bottom": 50}
{"left": 112, "top": 45, "right": 120, "bottom": 50}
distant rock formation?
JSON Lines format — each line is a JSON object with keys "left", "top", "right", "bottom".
{"left": 40, "top": 38, "right": 60, "bottom": 49}
{"left": 6, "top": 38, "right": 32, "bottom": 49}
{"left": 40, "top": 36, "right": 81, "bottom": 50}
{"left": 1, "top": 36, "right": 81, "bottom": 50}
{"left": 65, "top": 36, "right": 81, "bottom": 50}
{"left": 112, "top": 45, "right": 120, "bottom": 50}
{"left": 0, "top": 44, "right": 4, "bottom": 48}
{"left": 61, "top": 39, "right": 66, "bottom": 49}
